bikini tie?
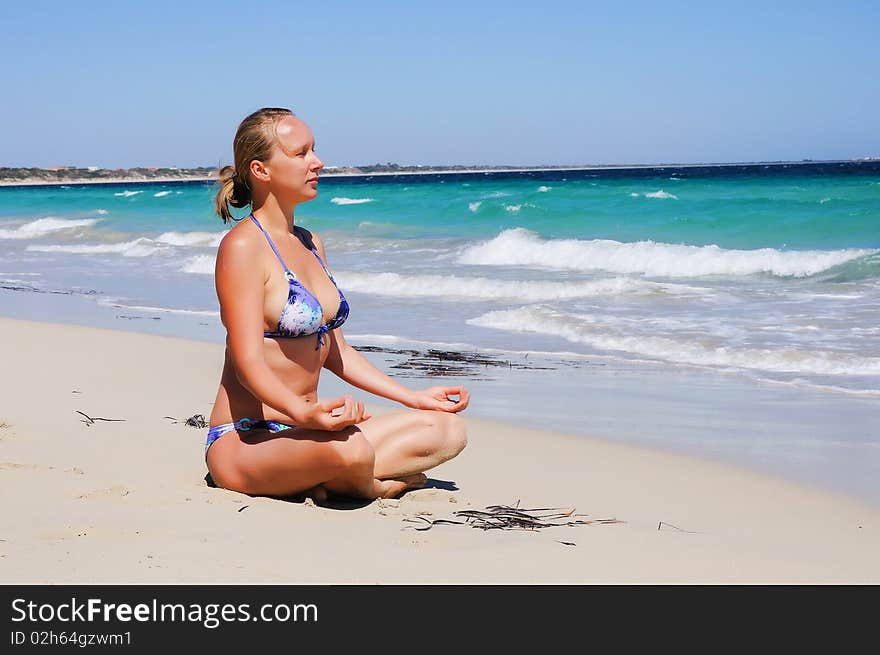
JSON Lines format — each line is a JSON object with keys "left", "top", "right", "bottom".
{"left": 315, "top": 325, "right": 329, "bottom": 350}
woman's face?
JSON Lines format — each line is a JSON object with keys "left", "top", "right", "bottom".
{"left": 262, "top": 116, "right": 324, "bottom": 203}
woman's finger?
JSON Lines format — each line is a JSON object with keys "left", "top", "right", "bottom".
{"left": 441, "top": 386, "right": 468, "bottom": 411}
{"left": 325, "top": 395, "right": 350, "bottom": 426}
{"left": 338, "top": 396, "right": 367, "bottom": 427}
{"left": 445, "top": 386, "right": 463, "bottom": 399}
{"left": 324, "top": 395, "right": 348, "bottom": 414}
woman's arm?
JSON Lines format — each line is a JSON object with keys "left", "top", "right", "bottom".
{"left": 313, "top": 233, "right": 470, "bottom": 413}
{"left": 324, "top": 328, "right": 469, "bottom": 412}
{"left": 323, "top": 328, "right": 417, "bottom": 406}
{"left": 216, "top": 229, "right": 367, "bottom": 430}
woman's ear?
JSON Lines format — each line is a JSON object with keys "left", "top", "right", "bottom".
{"left": 250, "top": 159, "right": 270, "bottom": 183}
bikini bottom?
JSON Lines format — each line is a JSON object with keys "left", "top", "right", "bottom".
{"left": 205, "top": 418, "right": 296, "bottom": 457}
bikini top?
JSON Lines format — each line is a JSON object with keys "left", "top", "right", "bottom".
{"left": 249, "top": 214, "right": 349, "bottom": 349}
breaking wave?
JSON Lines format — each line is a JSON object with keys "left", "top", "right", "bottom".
{"left": 457, "top": 228, "right": 876, "bottom": 278}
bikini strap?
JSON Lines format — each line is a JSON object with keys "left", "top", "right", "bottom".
{"left": 290, "top": 225, "right": 329, "bottom": 274}
{"left": 310, "top": 249, "right": 334, "bottom": 279}
{"left": 249, "top": 214, "right": 295, "bottom": 279}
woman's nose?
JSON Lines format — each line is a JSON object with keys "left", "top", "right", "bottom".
{"left": 311, "top": 153, "right": 324, "bottom": 170}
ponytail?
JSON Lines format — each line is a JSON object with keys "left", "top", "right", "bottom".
{"left": 214, "top": 165, "right": 251, "bottom": 224}
{"left": 214, "top": 107, "right": 295, "bottom": 224}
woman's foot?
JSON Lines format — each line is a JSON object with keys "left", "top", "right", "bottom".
{"left": 374, "top": 473, "right": 428, "bottom": 499}
{"left": 304, "top": 484, "right": 328, "bottom": 504}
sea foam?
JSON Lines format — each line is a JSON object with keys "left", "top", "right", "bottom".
{"left": 457, "top": 228, "right": 876, "bottom": 278}
{"left": 468, "top": 306, "right": 880, "bottom": 376}
{"left": 26, "top": 237, "right": 161, "bottom": 257}
{"left": 113, "top": 190, "right": 143, "bottom": 197}
{"left": 331, "top": 197, "right": 374, "bottom": 205}
{"left": 181, "top": 255, "right": 216, "bottom": 274}
{"left": 505, "top": 203, "right": 536, "bottom": 212}
{"left": 157, "top": 231, "right": 228, "bottom": 247}
{"left": 97, "top": 298, "right": 218, "bottom": 317}
{"left": 0, "top": 217, "right": 99, "bottom": 240}
{"left": 627, "top": 190, "right": 678, "bottom": 198}
{"left": 334, "top": 271, "right": 697, "bottom": 302}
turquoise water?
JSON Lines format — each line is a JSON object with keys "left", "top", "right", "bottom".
{"left": 1, "top": 164, "right": 879, "bottom": 393}
{"left": 2, "top": 167, "right": 877, "bottom": 249}
{"left": 1, "top": 163, "right": 879, "bottom": 503}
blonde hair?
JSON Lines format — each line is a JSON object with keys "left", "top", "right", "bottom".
{"left": 214, "top": 107, "right": 295, "bottom": 223}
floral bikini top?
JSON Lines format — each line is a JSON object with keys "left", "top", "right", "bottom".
{"left": 249, "top": 213, "right": 349, "bottom": 349}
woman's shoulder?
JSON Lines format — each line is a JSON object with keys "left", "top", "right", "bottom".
{"left": 217, "top": 218, "right": 262, "bottom": 258}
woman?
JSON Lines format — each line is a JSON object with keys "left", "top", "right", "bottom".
{"left": 207, "top": 107, "right": 469, "bottom": 502}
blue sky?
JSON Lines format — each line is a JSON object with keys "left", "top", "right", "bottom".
{"left": 2, "top": 1, "right": 878, "bottom": 168}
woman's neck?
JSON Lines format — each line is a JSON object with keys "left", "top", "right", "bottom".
{"left": 250, "top": 194, "right": 297, "bottom": 233}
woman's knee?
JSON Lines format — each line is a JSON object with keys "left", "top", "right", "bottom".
{"left": 208, "top": 458, "right": 252, "bottom": 495}
{"left": 331, "top": 430, "right": 376, "bottom": 475}
{"left": 442, "top": 412, "right": 468, "bottom": 458}
{"left": 423, "top": 411, "right": 467, "bottom": 460}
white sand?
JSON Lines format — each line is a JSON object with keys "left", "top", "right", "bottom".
{"left": 0, "top": 316, "right": 877, "bottom": 583}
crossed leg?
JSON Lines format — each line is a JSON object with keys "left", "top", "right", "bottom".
{"left": 358, "top": 410, "right": 467, "bottom": 478}
{"left": 309, "top": 409, "right": 468, "bottom": 501}
{"left": 206, "top": 409, "right": 467, "bottom": 501}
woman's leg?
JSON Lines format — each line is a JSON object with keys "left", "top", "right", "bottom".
{"left": 207, "top": 426, "right": 410, "bottom": 499}
{"left": 354, "top": 410, "right": 468, "bottom": 480}
{"left": 206, "top": 410, "right": 466, "bottom": 500}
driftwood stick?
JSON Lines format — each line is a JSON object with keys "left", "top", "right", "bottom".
{"left": 76, "top": 410, "right": 125, "bottom": 426}
{"left": 657, "top": 521, "right": 698, "bottom": 533}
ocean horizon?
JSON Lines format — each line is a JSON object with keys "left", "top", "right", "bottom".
{"left": 3, "top": 157, "right": 879, "bottom": 186}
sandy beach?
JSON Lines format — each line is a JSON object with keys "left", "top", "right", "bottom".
{"left": 0, "top": 316, "right": 877, "bottom": 584}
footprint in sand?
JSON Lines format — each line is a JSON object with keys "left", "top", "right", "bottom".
{"left": 0, "top": 424, "right": 17, "bottom": 442}
{"left": 0, "top": 462, "right": 47, "bottom": 471}
{"left": 76, "top": 485, "right": 130, "bottom": 500}
{"left": 399, "top": 488, "right": 460, "bottom": 505}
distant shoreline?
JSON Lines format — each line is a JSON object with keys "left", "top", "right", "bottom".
{"left": 0, "top": 159, "right": 874, "bottom": 187}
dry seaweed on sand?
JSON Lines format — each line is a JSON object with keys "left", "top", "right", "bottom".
{"left": 185, "top": 415, "right": 208, "bottom": 428}
{"left": 403, "top": 501, "right": 624, "bottom": 532}
{"left": 164, "top": 414, "right": 208, "bottom": 428}
{"left": 356, "top": 345, "right": 554, "bottom": 379}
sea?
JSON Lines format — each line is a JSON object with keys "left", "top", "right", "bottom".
{"left": 1, "top": 161, "right": 879, "bottom": 503}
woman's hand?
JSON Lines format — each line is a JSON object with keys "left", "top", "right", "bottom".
{"left": 304, "top": 395, "right": 372, "bottom": 431}
{"left": 407, "top": 386, "right": 470, "bottom": 413}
